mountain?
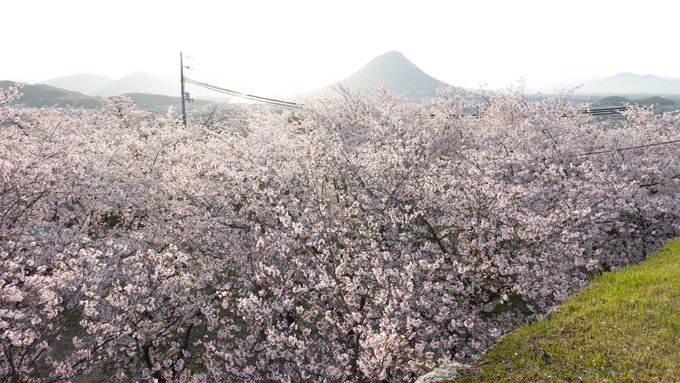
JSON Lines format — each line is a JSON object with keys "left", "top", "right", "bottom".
{"left": 638, "top": 96, "right": 675, "bottom": 106}
{"left": 593, "top": 95, "right": 675, "bottom": 107}
{"left": 0, "top": 80, "right": 102, "bottom": 108}
{"left": 593, "top": 96, "right": 631, "bottom": 107}
{"left": 42, "top": 73, "right": 114, "bottom": 96}
{"left": 95, "top": 72, "right": 178, "bottom": 97}
{"left": 578, "top": 73, "right": 680, "bottom": 95}
{"left": 0, "top": 81, "right": 216, "bottom": 112}
{"left": 308, "top": 51, "right": 448, "bottom": 99}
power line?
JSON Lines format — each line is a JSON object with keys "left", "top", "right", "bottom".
{"left": 565, "top": 138, "right": 680, "bottom": 158}
{"left": 186, "top": 78, "right": 301, "bottom": 108}
{"left": 185, "top": 77, "right": 302, "bottom": 108}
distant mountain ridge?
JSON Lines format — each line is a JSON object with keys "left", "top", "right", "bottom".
{"left": 41, "top": 72, "right": 178, "bottom": 97}
{"left": 42, "top": 73, "right": 114, "bottom": 96}
{"left": 539, "top": 73, "right": 680, "bottom": 95}
{"left": 578, "top": 73, "right": 680, "bottom": 95}
{"left": 0, "top": 80, "right": 102, "bottom": 108}
{"left": 0, "top": 80, "right": 216, "bottom": 112}
{"left": 308, "top": 51, "right": 449, "bottom": 99}
{"left": 96, "top": 72, "right": 178, "bottom": 97}
{"left": 36, "top": 62, "right": 680, "bottom": 99}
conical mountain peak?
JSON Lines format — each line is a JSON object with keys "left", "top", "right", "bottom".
{"left": 306, "top": 51, "right": 449, "bottom": 100}
{"left": 373, "top": 50, "right": 409, "bottom": 61}
{"left": 342, "top": 51, "right": 448, "bottom": 98}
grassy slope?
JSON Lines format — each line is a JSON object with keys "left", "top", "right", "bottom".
{"left": 446, "top": 239, "right": 680, "bottom": 383}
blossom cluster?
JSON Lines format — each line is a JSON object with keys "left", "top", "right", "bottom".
{"left": 1, "top": 85, "right": 678, "bottom": 382}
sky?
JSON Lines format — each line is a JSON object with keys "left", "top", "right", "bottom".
{"left": 3, "top": 0, "right": 680, "bottom": 96}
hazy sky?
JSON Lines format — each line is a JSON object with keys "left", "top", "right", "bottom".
{"left": 4, "top": 0, "right": 680, "bottom": 95}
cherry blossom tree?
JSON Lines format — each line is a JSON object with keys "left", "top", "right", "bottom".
{"left": 1, "top": 83, "right": 678, "bottom": 382}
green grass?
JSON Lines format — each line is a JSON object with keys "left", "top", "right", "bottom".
{"left": 445, "top": 239, "right": 680, "bottom": 383}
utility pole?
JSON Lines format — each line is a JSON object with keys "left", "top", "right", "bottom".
{"left": 180, "top": 52, "right": 187, "bottom": 127}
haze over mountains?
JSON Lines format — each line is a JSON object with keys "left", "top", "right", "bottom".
{"left": 575, "top": 73, "right": 680, "bottom": 95}
{"left": 96, "top": 72, "right": 178, "bottom": 97}
{"left": 4, "top": 51, "right": 680, "bottom": 109}
{"left": 536, "top": 73, "right": 680, "bottom": 95}
{"left": 306, "top": 51, "right": 680, "bottom": 99}
{"left": 42, "top": 73, "right": 115, "bottom": 96}
{"left": 38, "top": 51, "right": 451, "bottom": 102}
{"left": 42, "top": 72, "right": 179, "bottom": 97}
